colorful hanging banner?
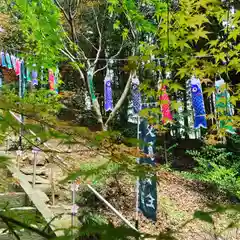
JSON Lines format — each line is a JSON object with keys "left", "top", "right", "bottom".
{"left": 215, "top": 79, "right": 235, "bottom": 134}
{"left": 104, "top": 69, "right": 113, "bottom": 112}
{"left": 32, "top": 69, "right": 38, "bottom": 86}
{"left": 1, "top": 52, "right": 6, "bottom": 67}
{"left": 11, "top": 55, "right": 16, "bottom": 71}
{"left": 132, "top": 75, "right": 141, "bottom": 114}
{"left": 190, "top": 77, "right": 207, "bottom": 129}
{"left": 138, "top": 117, "right": 157, "bottom": 221}
{"left": 5, "top": 52, "right": 12, "bottom": 69}
{"left": 159, "top": 81, "right": 172, "bottom": 124}
{"left": 15, "top": 58, "right": 21, "bottom": 76}
{"left": 87, "top": 68, "right": 96, "bottom": 101}
{"left": 54, "top": 67, "right": 59, "bottom": 94}
{"left": 20, "top": 60, "right": 26, "bottom": 97}
{"left": 48, "top": 69, "right": 55, "bottom": 91}
{"left": 26, "top": 68, "right": 31, "bottom": 82}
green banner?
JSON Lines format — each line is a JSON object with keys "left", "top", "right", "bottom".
{"left": 87, "top": 68, "right": 96, "bottom": 101}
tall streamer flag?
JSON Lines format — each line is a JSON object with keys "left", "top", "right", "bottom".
{"left": 49, "top": 69, "right": 55, "bottom": 91}
{"left": 1, "top": 52, "right": 6, "bottom": 67}
{"left": 190, "top": 77, "right": 207, "bottom": 129}
{"left": 88, "top": 68, "right": 96, "bottom": 101}
{"left": 11, "top": 55, "right": 16, "bottom": 71}
{"left": 132, "top": 74, "right": 157, "bottom": 222}
{"left": 104, "top": 69, "right": 113, "bottom": 112}
{"left": 5, "top": 52, "right": 12, "bottom": 69}
{"left": 32, "top": 64, "right": 38, "bottom": 86}
{"left": 15, "top": 59, "right": 21, "bottom": 76}
{"left": 215, "top": 79, "right": 235, "bottom": 134}
{"left": 159, "top": 81, "right": 172, "bottom": 124}
{"left": 54, "top": 67, "right": 59, "bottom": 94}
{"left": 132, "top": 75, "right": 141, "bottom": 114}
{"left": 138, "top": 116, "right": 157, "bottom": 221}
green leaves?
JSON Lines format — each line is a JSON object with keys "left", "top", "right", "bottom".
{"left": 0, "top": 155, "right": 11, "bottom": 168}
{"left": 10, "top": 0, "right": 63, "bottom": 68}
{"left": 113, "top": 20, "right": 121, "bottom": 30}
{"left": 190, "top": 27, "right": 210, "bottom": 42}
{"left": 169, "top": 83, "right": 184, "bottom": 92}
{"left": 203, "top": 87, "right": 215, "bottom": 97}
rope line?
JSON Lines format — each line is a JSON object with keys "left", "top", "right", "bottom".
{"left": 1, "top": 47, "right": 215, "bottom": 61}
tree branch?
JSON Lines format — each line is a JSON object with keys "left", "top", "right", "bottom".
{"left": 54, "top": 0, "right": 70, "bottom": 22}
{"left": 80, "top": 33, "right": 98, "bottom": 51}
{"left": 92, "top": 6, "right": 102, "bottom": 67}
{"left": 72, "top": 0, "right": 80, "bottom": 18}
{"left": 104, "top": 70, "right": 135, "bottom": 128}
{"left": 93, "top": 41, "right": 124, "bottom": 75}
{"left": 60, "top": 48, "right": 85, "bottom": 81}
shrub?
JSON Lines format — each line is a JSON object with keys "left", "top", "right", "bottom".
{"left": 186, "top": 145, "right": 240, "bottom": 199}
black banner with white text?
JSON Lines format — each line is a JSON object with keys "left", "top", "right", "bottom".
{"left": 138, "top": 118, "right": 157, "bottom": 221}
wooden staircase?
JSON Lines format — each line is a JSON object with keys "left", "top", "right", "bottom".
{"left": 0, "top": 149, "right": 74, "bottom": 239}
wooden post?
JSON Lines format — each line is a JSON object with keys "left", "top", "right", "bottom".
{"left": 32, "top": 148, "right": 38, "bottom": 188}
{"left": 135, "top": 115, "right": 140, "bottom": 232}
{"left": 5, "top": 136, "right": 9, "bottom": 154}
{"left": 16, "top": 148, "right": 22, "bottom": 169}
{"left": 71, "top": 181, "right": 78, "bottom": 229}
{"left": 49, "top": 165, "right": 55, "bottom": 206}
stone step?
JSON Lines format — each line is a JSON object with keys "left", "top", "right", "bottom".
{"left": 24, "top": 175, "right": 50, "bottom": 184}
{"left": 20, "top": 166, "right": 48, "bottom": 176}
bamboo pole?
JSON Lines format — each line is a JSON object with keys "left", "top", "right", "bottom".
{"left": 87, "top": 184, "right": 138, "bottom": 232}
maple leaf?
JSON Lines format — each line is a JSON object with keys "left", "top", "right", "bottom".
{"left": 191, "top": 27, "right": 210, "bottom": 42}
{"left": 171, "top": 101, "right": 183, "bottom": 111}
{"left": 196, "top": 49, "right": 208, "bottom": 57}
{"left": 203, "top": 87, "right": 215, "bottom": 97}
{"left": 200, "top": 78, "right": 212, "bottom": 85}
{"left": 169, "top": 83, "right": 184, "bottom": 92}
{"left": 230, "top": 96, "right": 239, "bottom": 106}
{"left": 176, "top": 67, "right": 189, "bottom": 79}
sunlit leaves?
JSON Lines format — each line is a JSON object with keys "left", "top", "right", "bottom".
{"left": 200, "top": 78, "right": 212, "bottom": 86}
{"left": 189, "top": 28, "right": 210, "bottom": 42}
{"left": 113, "top": 20, "right": 121, "bottom": 30}
{"left": 171, "top": 101, "right": 183, "bottom": 111}
{"left": 9, "top": 0, "right": 63, "bottom": 68}
{"left": 122, "top": 28, "right": 129, "bottom": 40}
{"left": 203, "top": 87, "right": 215, "bottom": 97}
{"left": 169, "top": 82, "right": 184, "bottom": 92}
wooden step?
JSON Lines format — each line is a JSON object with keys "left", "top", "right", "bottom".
{"left": 0, "top": 192, "right": 27, "bottom": 208}
{"left": 7, "top": 165, "right": 61, "bottom": 236}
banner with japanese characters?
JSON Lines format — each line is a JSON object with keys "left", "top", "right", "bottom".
{"left": 138, "top": 117, "right": 157, "bottom": 221}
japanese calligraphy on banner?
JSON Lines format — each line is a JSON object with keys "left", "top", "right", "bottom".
{"left": 138, "top": 117, "right": 157, "bottom": 221}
